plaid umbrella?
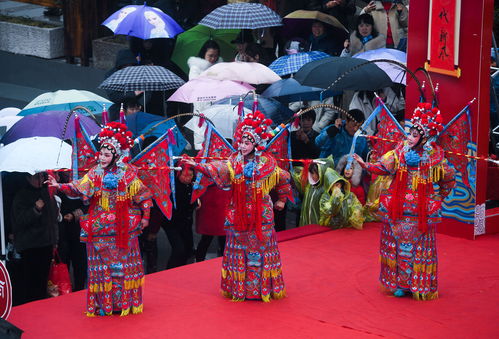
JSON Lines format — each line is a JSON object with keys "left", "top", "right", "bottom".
{"left": 99, "top": 65, "right": 185, "bottom": 91}
{"left": 199, "top": 3, "right": 282, "bottom": 29}
{"left": 269, "top": 51, "right": 330, "bottom": 76}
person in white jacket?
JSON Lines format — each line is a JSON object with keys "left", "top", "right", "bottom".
{"left": 187, "top": 40, "right": 224, "bottom": 149}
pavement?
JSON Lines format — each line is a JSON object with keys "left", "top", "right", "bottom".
{"left": 0, "top": 0, "right": 108, "bottom": 110}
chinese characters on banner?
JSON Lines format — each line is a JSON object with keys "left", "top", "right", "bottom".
{"left": 425, "top": 0, "right": 462, "bottom": 77}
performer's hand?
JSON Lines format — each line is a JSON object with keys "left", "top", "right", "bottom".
{"left": 63, "top": 213, "right": 74, "bottom": 222}
{"left": 35, "top": 199, "right": 45, "bottom": 212}
{"left": 343, "top": 39, "right": 350, "bottom": 50}
{"left": 140, "top": 219, "right": 149, "bottom": 229}
{"left": 352, "top": 154, "right": 367, "bottom": 168}
{"left": 44, "top": 175, "right": 59, "bottom": 188}
{"left": 274, "top": 200, "right": 285, "bottom": 211}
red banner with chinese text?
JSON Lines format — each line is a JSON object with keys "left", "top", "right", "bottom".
{"left": 426, "top": 0, "right": 461, "bottom": 77}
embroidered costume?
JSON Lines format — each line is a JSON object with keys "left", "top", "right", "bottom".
{"left": 58, "top": 122, "right": 152, "bottom": 316}
{"left": 361, "top": 103, "right": 455, "bottom": 300}
{"left": 186, "top": 112, "right": 293, "bottom": 301}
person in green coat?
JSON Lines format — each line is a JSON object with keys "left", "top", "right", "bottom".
{"left": 319, "top": 168, "right": 364, "bottom": 229}
{"left": 292, "top": 156, "right": 334, "bottom": 226}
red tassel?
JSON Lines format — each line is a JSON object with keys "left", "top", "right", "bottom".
{"left": 198, "top": 116, "right": 205, "bottom": 128}
{"left": 101, "top": 106, "right": 109, "bottom": 125}
{"left": 116, "top": 180, "right": 130, "bottom": 249}
{"left": 301, "top": 160, "right": 312, "bottom": 189}
{"left": 119, "top": 103, "right": 125, "bottom": 124}
{"left": 167, "top": 129, "right": 176, "bottom": 145}
{"left": 292, "top": 117, "right": 300, "bottom": 129}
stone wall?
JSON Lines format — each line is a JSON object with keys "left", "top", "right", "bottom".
{"left": 0, "top": 21, "right": 64, "bottom": 59}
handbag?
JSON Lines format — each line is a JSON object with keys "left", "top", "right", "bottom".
{"left": 47, "top": 249, "right": 72, "bottom": 297}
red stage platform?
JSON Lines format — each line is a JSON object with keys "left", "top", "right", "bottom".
{"left": 8, "top": 223, "right": 499, "bottom": 338}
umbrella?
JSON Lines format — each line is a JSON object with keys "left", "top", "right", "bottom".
{"left": 294, "top": 57, "right": 393, "bottom": 91}
{"left": 0, "top": 116, "right": 23, "bottom": 138}
{"left": 184, "top": 104, "right": 251, "bottom": 142}
{"left": 99, "top": 65, "right": 185, "bottom": 92}
{"left": 199, "top": 62, "right": 281, "bottom": 84}
{"left": 269, "top": 51, "right": 330, "bottom": 76}
{"left": 19, "top": 90, "right": 112, "bottom": 116}
{"left": 354, "top": 48, "right": 407, "bottom": 84}
{"left": 125, "top": 111, "right": 165, "bottom": 137}
{"left": 102, "top": 4, "right": 183, "bottom": 39}
{"left": 213, "top": 95, "right": 293, "bottom": 126}
{"left": 0, "top": 137, "right": 72, "bottom": 174}
{"left": 0, "top": 107, "right": 21, "bottom": 117}
{"left": 1, "top": 111, "right": 101, "bottom": 145}
{"left": 124, "top": 111, "right": 186, "bottom": 155}
{"left": 199, "top": 2, "right": 282, "bottom": 29}
{"left": 262, "top": 78, "right": 340, "bottom": 103}
{"left": 168, "top": 78, "right": 254, "bottom": 103}
{"left": 282, "top": 10, "right": 348, "bottom": 40}
{"left": 171, "top": 24, "right": 239, "bottom": 75}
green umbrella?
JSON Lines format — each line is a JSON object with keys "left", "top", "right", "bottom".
{"left": 171, "top": 25, "right": 240, "bottom": 75}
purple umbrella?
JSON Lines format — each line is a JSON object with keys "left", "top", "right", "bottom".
{"left": 102, "top": 5, "right": 184, "bottom": 40}
{"left": 1, "top": 111, "right": 101, "bottom": 145}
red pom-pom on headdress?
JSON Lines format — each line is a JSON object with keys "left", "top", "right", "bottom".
{"left": 409, "top": 102, "right": 445, "bottom": 138}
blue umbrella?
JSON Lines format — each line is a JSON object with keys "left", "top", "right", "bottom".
{"left": 213, "top": 95, "right": 293, "bottom": 126}
{"left": 102, "top": 5, "right": 184, "bottom": 40}
{"left": 262, "top": 78, "right": 341, "bottom": 103}
{"left": 125, "top": 112, "right": 186, "bottom": 155}
{"left": 199, "top": 3, "right": 282, "bottom": 30}
{"left": 269, "top": 51, "right": 330, "bottom": 76}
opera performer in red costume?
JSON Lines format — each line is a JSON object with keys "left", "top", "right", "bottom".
{"left": 353, "top": 103, "right": 455, "bottom": 300}
{"left": 181, "top": 112, "right": 293, "bottom": 301}
{"left": 47, "top": 122, "right": 153, "bottom": 316}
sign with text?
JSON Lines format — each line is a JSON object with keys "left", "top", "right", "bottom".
{"left": 425, "top": 0, "right": 462, "bottom": 77}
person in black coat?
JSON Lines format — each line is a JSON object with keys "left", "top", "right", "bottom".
{"left": 290, "top": 110, "right": 320, "bottom": 165}
{"left": 11, "top": 172, "right": 58, "bottom": 304}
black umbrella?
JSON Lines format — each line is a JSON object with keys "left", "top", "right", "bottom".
{"left": 294, "top": 57, "right": 393, "bottom": 91}
{"left": 99, "top": 65, "right": 185, "bottom": 92}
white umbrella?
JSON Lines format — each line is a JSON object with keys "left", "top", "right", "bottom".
{"left": 199, "top": 62, "right": 281, "bottom": 84}
{"left": 0, "top": 137, "right": 72, "bottom": 174}
{"left": 0, "top": 116, "right": 23, "bottom": 136}
{"left": 354, "top": 48, "right": 407, "bottom": 84}
{"left": 184, "top": 105, "right": 251, "bottom": 149}
{"left": 19, "top": 89, "right": 112, "bottom": 116}
{"left": 0, "top": 107, "right": 21, "bottom": 117}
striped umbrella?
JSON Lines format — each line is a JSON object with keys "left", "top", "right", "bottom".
{"left": 269, "top": 51, "right": 330, "bottom": 76}
{"left": 199, "top": 3, "right": 282, "bottom": 29}
{"left": 99, "top": 65, "right": 185, "bottom": 92}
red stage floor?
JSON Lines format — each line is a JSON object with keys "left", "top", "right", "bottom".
{"left": 9, "top": 223, "right": 499, "bottom": 338}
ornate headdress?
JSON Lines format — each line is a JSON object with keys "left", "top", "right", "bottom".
{"left": 410, "top": 102, "right": 444, "bottom": 138}
{"left": 97, "top": 122, "right": 134, "bottom": 156}
{"left": 235, "top": 110, "right": 273, "bottom": 153}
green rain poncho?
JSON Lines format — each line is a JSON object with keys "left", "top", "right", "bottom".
{"left": 292, "top": 156, "right": 334, "bottom": 226}
{"left": 319, "top": 169, "right": 364, "bottom": 229}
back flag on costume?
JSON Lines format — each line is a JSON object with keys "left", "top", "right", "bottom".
{"left": 132, "top": 133, "right": 173, "bottom": 220}
{"left": 264, "top": 123, "right": 291, "bottom": 171}
{"left": 437, "top": 106, "right": 472, "bottom": 188}
{"left": 191, "top": 122, "right": 235, "bottom": 202}
{"left": 370, "top": 106, "right": 406, "bottom": 162}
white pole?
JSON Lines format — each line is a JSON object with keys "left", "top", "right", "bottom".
{"left": 0, "top": 175, "right": 6, "bottom": 260}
